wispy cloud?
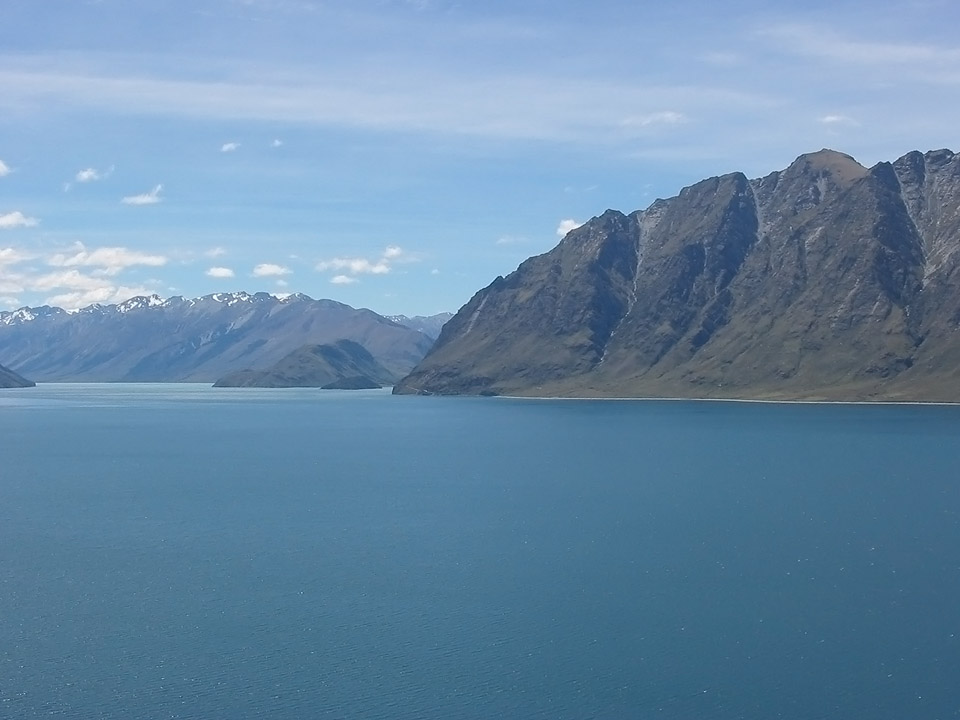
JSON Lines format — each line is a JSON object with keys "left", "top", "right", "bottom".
{"left": 316, "top": 245, "right": 411, "bottom": 280}
{"left": 121, "top": 184, "right": 163, "bottom": 205}
{"left": 221, "top": 142, "right": 240, "bottom": 152}
{"left": 759, "top": 23, "right": 960, "bottom": 70}
{"left": 0, "top": 211, "right": 39, "bottom": 229}
{"left": 0, "top": 160, "right": 10, "bottom": 177}
{"left": 206, "top": 266, "right": 235, "bottom": 278}
{"left": 0, "top": 58, "right": 771, "bottom": 144}
{"left": 495, "top": 235, "right": 527, "bottom": 245}
{"left": 331, "top": 274, "right": 358, "bottom": 284}
{"left": 252, "top": 263, "right": 291, "bottom": 277}
{"left": 271, "top": 138, "right": 283, "bottom": 147}
{"left": 204, "top": 247, "right": 227, "bottom": 258}
{"left": 556, "top": 219, "right": 582, "bottom": 237}
{"left": 47, "top": 242, "right": 168, "bottom": 275}
{"left": 621, "top": 111, "right": 688, "bottom": 128}
{"left": 819, "top": 114, "right": 860, "bottom": 127}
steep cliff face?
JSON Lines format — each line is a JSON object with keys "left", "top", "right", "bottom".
{"left": 396, "top": 149, "right": 960, "bottom": 401}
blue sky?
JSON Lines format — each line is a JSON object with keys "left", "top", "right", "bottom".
{"left": 1, "top": 0, "right": 958, "bottom": 315}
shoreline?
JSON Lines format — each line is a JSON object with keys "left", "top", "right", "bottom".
{"left": 496, "top": 394, "right": 960, "bottom": 407}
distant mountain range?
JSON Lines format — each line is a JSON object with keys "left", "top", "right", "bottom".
{"left": 0, "top": 292, "right": 447, "bottom": 383}
{"left": 396, "top": 148, "right": 960, "bottom": 402}
{"left": 386, "top": 313, "right": 454, "bottom": 341}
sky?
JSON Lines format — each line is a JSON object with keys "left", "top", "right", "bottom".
{"left": 1, "top": 0, "right": 958, "bottom": 316}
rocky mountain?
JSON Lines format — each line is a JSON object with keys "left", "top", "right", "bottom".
{"left": 0, "top": 361, "right": 34, "bottom": 388}
{"left": 213, "top": 339, "right": 392, "bottom": 388}
{"left": 388, "top": 313, "right": 454, "bottom": 340}
{"left": 396, "top": 148, "right": 960, "bottom": 401}
{"left": 0, "top": 292, "right": 434, "bottom": 383}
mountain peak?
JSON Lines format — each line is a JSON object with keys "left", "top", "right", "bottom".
{"left": 790, "top": 149, "right": 867, "bottom": 184}
{"left": 116, "top": 295, "right": 165, "bottom": 313}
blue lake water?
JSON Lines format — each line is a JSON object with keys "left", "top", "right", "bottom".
{"left": 1, "top": 384, "right": 959, "bottom": 719}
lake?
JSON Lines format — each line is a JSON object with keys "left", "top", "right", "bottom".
{"left": 1, "top": 384, "right": 959, "bottom": 719}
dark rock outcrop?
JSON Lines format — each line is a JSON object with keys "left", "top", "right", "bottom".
{"left": 396, "top": 148, "right": 960, "bottom": 401}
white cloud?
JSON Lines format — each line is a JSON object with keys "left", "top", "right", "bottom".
{"left": 556, "top": 219, "right": 582, "bottom": 237}
{"left": 0, "top": 160, "right": 10, "bottom": 177}
{"left": 121, "top": 184, "right": 163, "bottom": 205}
{"left": 252, "top": 263, "right": 291, "bottom": 277}
{"left": 0, "top": 247, "right": 34, "bottom": 266}
{"left": 317, "top": 257, "right": 390, "bottom": 274}
{"left": 22, "top": 267, "right": 153, "bottom": 310}
{"left": 271, "top": 138, "right": 283, "bottom": 147}
{"left": 221, "top": 142, "right": 240, "bottom": 152}
{"left": 331, "top": 274, "right": 358, "bottom": 284}
{"left": 206, "top": 266, "right": 235, "bottom": 278}
{"left": 47, "top": 242, "right": 168, "bottom": 275}
{"left": 75, "top": 165, "right": 113, "bottom": 183}
{"left": 45, "top": 285, "right": 154, "bottom": 310}
{"left": 0, "top": 296, "right": 20, "bottom": 309}
{"left": 0, "top": 211, "right": 39, "bottom": 229}
{"left": 32, "top": 269, "right": 112, "bottom": 292}
{"left": 819, "top": 114, "right": 860, "bottom": 127}
{"left": 316, "top": 245, "right": 412, "bottom": 279}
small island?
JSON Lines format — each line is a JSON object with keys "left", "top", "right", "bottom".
{"left": 214, "top": 339, "right": 394, "bottom": 389}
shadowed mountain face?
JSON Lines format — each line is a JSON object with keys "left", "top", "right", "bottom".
{"left": 396, "top": 149, "right": 960, "bottom": 401}
{"left": 0, "top": 361, "right": 34, "bottom": 388}
{"left": 0, "top": 293, "right": 434, "bottom": 383}
{"left": 213, "top": 339, "right": 392, "bottom": 388}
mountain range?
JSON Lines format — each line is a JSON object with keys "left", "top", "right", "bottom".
{"left": 395, "top": 148, "right": 960, "bottom": 402}
{"left": 0, "top": 292, "right": 442, "bottom": 383}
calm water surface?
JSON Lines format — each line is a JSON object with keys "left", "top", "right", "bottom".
{"left": 1, "top": 384, "right": 959, "bottom": 719}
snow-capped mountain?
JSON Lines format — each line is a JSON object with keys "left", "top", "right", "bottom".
{"left": 386, "top": 313, "right": 453, "bottom": 341}
{"left": 0, "top": 292, "right": 435, "bottom": 382}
